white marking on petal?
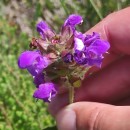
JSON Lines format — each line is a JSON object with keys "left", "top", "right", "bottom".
{"left": 48, "top": 92, "right": 52, "bottom": 102}
{"left": 80, "top": 20, "right": 83, "bottom": 24}
{"left": 106, "top": 51, "right": 110, "bottom": 54}
{"left": 74, "top": 38, "right": 84, "bottom": 51}
{"left": 82, "top": 53, "right": 86, "bottom": 58}
{"left": 35, "top": 70, "right": 38, "bottom": 73}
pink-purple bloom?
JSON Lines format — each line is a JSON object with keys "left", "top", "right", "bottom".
{"left": 36, "top": 21, "right": 55, "bottom": 40}
{"left": 33, "top": 83, "right": 57, "bottom": 102}
{"left": 18, "top": 14, "right": 110, "bottom": 102}
{"left": 18, "top": 51, "right": 50, "bottom": 75}
{"left": 73, "top": 32, "right": 110, "bottom": 67}
{"left": 63, "top": 14, "right": 83, "bottom": 31}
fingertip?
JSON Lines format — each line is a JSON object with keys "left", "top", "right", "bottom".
{"left": 48, "top": 93, "right": 69, "bottom": 117}
{"left": 55, "top": 102, "right": 113, "bottom": 130}
{"left": 56, "top": 107, "right": 77, "bottom": 130}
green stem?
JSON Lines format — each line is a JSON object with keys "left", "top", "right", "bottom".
{"left": 69, "top": 86, "right": 74, "bottom": 104}
{"left": 60, "top": 0, "right": 69, "bottom": 16}
{"left": 89, "top": 0, "right": 103, "bottom": 20}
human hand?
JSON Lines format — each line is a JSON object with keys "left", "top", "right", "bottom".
{"left": 49, "top": 7, "right": 130, "bottom": 130}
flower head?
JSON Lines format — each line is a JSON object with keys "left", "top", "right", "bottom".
{"left": 18, "top": 14, "right": 110, "bottom": 103}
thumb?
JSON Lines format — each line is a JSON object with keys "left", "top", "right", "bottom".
{"left": 55, "top": 102, "right": 130, "bottom": 130}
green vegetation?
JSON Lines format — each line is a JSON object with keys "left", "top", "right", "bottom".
{"left": 0, "top": 0, "right": 129, "bottom": 130}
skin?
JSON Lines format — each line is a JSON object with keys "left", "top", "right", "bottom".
{"left": 49, "top": 7, "right": 130, "bottom": 130}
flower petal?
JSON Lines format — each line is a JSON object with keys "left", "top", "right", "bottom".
{"left": 87, "top": 56, "right": 103, "bottom": 67}
{"left": 74, "top": 50, "right": 87, "bottom": 65}
{"left": 18, "top": 51, "right": 40, "bottom": 69}
{"left": 35, "top": 56, "right": 50, "bottom": 70}
{"left": 74, "top": 38, "right": 84, "bottom": 51}
{"left": 64, "top": 14, "right": 83, "bottom": 27}
{"left": 75, "top": 31, "right": 85, "bottom": 41}
{"left": 89, "top": 39, "right": 110, "bottom": 55}
{"left": 33, "top": 83, "right": 57, "bottom": 102}
{"left": 27, "top": 65, "right": 38, "bottom": 76}
{"left": 36, "top": 21, "right": 55, "bottom": 40}
{"left": 60, "top": 25, "right": 73, "bottom": 43}
{"left": 84, "top": 32, "right": 100, "bottom": 46}
{"left": 62, "top": 53, "right": 73, "bottom": 63}
{"left": 26, "top": 55, "right": 50, "bottom": 76}
{"left": 33, "top": 73, "right": 44, "bottom": 87}
{"left": 37, "top": 21, "right": 50, "bottom": 34}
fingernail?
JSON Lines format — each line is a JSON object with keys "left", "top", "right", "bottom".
{"left": 56, "top": 108, "right": 76, "bottom": 130}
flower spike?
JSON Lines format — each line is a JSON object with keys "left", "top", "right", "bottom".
{"left": 18, "top": 14, "right": 110, "bottom": 103}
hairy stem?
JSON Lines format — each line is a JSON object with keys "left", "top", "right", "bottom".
{"left": 69, "top": 86, "right": 74, "bottom": 104}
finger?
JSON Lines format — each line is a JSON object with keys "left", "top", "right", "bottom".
{"left": 56, "top": 102, "right": 130, "bottom": 130}
{"left": 116, "top": 96, "right": 130, "bottom": 106}
{"left": 87, "top": 7, "right": 130, "bottom": 55}
{"left": 86, "top": 7, "right": 130, "bottom": 74}
{"left": 75, "top": 56, "right": 130, "bottom": 103}
{"left": 49, "top": 56, "right": 130, "bottom": 116}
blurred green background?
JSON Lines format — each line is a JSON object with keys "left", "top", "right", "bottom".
{"left": 0, "top": 0, "right": 129, "bottom": 130}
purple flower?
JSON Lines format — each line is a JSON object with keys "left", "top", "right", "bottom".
{"left": 36, "top": 21, "right": 55, "bottom": 40}
{"left": 63, "top": 53, "right": 73, "bottom": 63}
{"left": 74, "top": 32, "right": 110, "bottom": 67}
{"left": 18, "top": 51, "right": 41, "bottom": 69}
{"left": 18, "top": 51, "right": 50, "bottom": 86}
{"left": 64, "top": 14, "right": 83, "bottom": 28}
{"left": 18, "top": 51, "right": 50, "bottom": 73}
{"left": 33, "top": 83, "right": 57, "bottom": 102}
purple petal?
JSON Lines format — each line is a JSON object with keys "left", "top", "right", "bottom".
{"left": 87, "top": 57, "right": 103, "bottom": 67}
{"left": 74, "top": 50, "right": 87, "bottom": 65}
{"left": 36, "top": 21, "right": 55, "bottom": 40}
{"left": 35, "top": 56, "right": 50, "bottom": 70}
{"left": 33, "top": 83, "right": 57, "bottom": 102}
{"left": 64, "top": 14, "right": 83, "bottom": 27}
{"left": 62, "top": 53, "right": 73, "bottom": 63}
{"left": 26, "top": 55, "right": 50, "bottom": 76}
{"left": 37, "top": 21, "right": 50, "bottom": 33}
{"left": 75, "top": 31, "right": 85, "bottom": 41}
{"left": 89, "top": 39, "right": 110, "bottom": 55}
{"left": 33, "top": 73, "right": 44, "bottom": 87}
{"left": 18, "top": 51, "right": 41, "bottom": 69}
{"left": 84, "top": 32, "right": 100, "bottom": 46}
{"left": 74, "top": 38, "right": 84, "bottom": 51}
{"left": 27, "top": 65, "right": 38, "bottom": 76}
